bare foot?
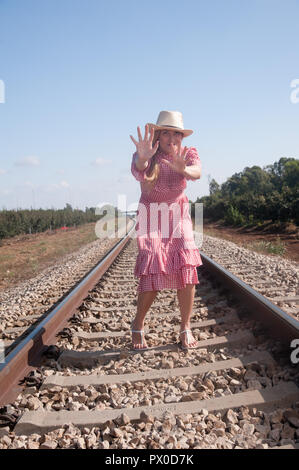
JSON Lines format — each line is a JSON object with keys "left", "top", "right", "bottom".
{"left": 180, "top": 329, "right": 198, "bottom": 349}
{"left": 131, "top": 323, "right": 148, "bottom": 350}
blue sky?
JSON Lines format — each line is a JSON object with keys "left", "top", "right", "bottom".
{"left": 0, "top": 0, "right": 298, "bottom": 211}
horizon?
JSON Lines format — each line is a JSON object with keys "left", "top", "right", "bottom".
{"left": 0, "top": 153, "right": 296, "bottom": 212}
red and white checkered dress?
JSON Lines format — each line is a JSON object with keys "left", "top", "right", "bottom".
{"left": 131, "top": 147, "right": 203, "bottom": 293}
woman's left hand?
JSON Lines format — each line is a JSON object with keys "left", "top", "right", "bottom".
{"left": 161, "top": 143, "right": 188, "bottom": 175}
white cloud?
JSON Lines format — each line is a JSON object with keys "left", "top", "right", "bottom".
{"left": 0, "top": 168, "right": 6, "bottom": 175}
{"left": 44, "top": 181, "right": 71, "bottom": 192}
{"left": 91, "top": 158, "right": 108, "bottom": 166}
{"left": 15, "top": 156, "right": 40, "bottom": 167}
{"left": 24, "top": 180, "right": 34, "bottom": 188}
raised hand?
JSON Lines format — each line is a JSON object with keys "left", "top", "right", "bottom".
{"left": 162, "top": 142, "right": 188, "bottom": 175}
{"left": 130, "top": 124, "right": 159, "bottom": 164}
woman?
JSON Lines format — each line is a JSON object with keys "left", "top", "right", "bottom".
{"left": 130, "top": 110, "right": 202, "bottom": 350}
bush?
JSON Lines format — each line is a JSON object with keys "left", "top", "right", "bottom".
{"left": 224, "top": 205, "right": 246, "bottom": 226}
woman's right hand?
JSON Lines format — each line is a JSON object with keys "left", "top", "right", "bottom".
{"left": 130, "top": 124, "right": 159, "bottom": 164}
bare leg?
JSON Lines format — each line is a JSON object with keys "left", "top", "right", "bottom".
{"left": 131, "top": 290, "right": 158, "bottom": 349}
{"left": 177, "top": 284, "right": 198, "bottom": 348}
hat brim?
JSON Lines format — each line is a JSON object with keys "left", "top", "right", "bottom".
{"left": 146, "top": 123, "right": 193, "bottom": 137}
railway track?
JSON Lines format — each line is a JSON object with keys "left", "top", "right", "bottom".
{"left": 0, "top": 218, "right": 133, "bottom": 357}
{"left": 202, "top": 235, "right": 299, "bottom": 321}
{"left": 0, "top": 222, "right": 299, "bottom": 449}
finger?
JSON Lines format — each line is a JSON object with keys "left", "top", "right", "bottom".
{"left": 149, "top": 125, "right": 155, "bottom": 143}
{"left": 179, "top": 146, "right": 186, "bottom": 160}
{"left": 177, "top": 141, "right": 182, "bottom": 158}
{"left": 154, "top": 139, "right": 159, "bottom": 149}
{"left": 130, "top": 135, "right": 138, "bottom": 146}
{"left": 161, "top": 159, "right": 171, "bottom": 166}
{"left": 182, "top": 146, "right": 188, "bottom": 159}
{"left": 137, "top": 126, "right": 143, "bottom": 142}
{"left": 144, "top": 124, "right": 149, "bottom": 142}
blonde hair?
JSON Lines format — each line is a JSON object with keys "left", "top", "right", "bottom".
{"left": 143, "top": 129, "right": 185, "bottom": 188}
{"left": 143, "top": 130, "right": 161, "bottom": 187}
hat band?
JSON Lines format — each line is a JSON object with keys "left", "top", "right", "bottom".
{"left": 157, "top": 124, "right": 184, "bottom": 130}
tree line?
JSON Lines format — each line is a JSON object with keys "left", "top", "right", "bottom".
{"left": 194, "top": 157, "right": 299, "bottom": 226}
{"left": 1, "top": 157, "right": 298, "bottom": 240}
{"left": 0, "top": 204, "right": 119, "bottom": 240}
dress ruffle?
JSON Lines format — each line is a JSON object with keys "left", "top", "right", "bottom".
{"left": 137, "top": 266, "right": 199, "bottom": 292}
{"left": 134, "top": 248, "right": 202, "bottom": 277}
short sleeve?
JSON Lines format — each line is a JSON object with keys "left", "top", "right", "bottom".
{"left": 131, "top": 152, "right": 149, "bottom": 182}
{"left": 184, "top": 147, "right": 201, "bottom": 181}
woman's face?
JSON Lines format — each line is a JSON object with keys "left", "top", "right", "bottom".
{"left": 158, "top": 129, "right": 184, "bottom": 155}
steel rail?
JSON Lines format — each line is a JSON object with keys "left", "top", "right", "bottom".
{"left": 0, "top": 223, "right": 136, "bottom": 406}
{"left": 198, "top": 251, "right": 299, "bottom": 344}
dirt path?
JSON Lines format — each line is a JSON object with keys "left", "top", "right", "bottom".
{"left": 0, "top": 224, "right": 98, "bottom": 291}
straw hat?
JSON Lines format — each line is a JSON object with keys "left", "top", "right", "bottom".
{"left": 146, "top": 110, "right": 193, "bottom": 137}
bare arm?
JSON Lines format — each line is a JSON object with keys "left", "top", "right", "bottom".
{"left": 135, "top": 154, "right": 149, "bottom": 171}
{"left": 182, "top": 164, "right": 201, "bottom": 180}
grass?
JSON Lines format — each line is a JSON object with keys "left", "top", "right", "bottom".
{"left": 0, "top": 222, "right": 100, "bottom": 290}
{"left": 244, "top": 238, "right": 286, "bottom": 256}
{"left": 0, "top": 254, "right": 14, "bottom": 263}
{"left": 202, "top": 226, "right": 287, "bottom": 257}
{"left": 0, "top": 217, "right": 130, "bottom": 291}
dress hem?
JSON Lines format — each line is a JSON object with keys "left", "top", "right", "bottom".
{"left": 136, "top": 265, "right": 200, "bottom": 293}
